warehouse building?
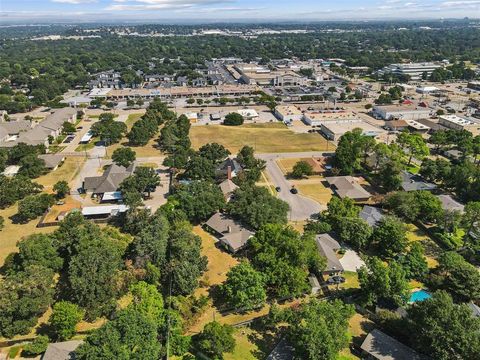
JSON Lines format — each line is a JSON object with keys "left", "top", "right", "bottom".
{"left": 438, "top": 115, "right": 480, "bottom": 136}
{"left": 320, "top": 120, "right": 385, "bottom": 141}
{"left": 372, "top": 105, "right": 431, "bottom": 121}
{"left": 274, "top": 105, "right": 303, "bottom": 123}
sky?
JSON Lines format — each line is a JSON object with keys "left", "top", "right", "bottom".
{"left": 1, "top": 0, "right": 479, "bottom": 22}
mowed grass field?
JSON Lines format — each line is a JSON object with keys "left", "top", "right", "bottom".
{"left": 190, "top": 123, "right": 333, "bottom": 153}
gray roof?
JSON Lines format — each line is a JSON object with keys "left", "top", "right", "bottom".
{"left": 266, "top": 338, "right": 295, "bottom": 360}
{"left": 216, "top": 158, "right": 243, "bottom": 175}
{"left": 360, "top": 206, "right": 384, "bottom": 227}
{"left": 40, "top": 108, "right": 77, "bottom": 132}
{"left": 437, "top": 195, "right": 464, "bottom": 213}
{"left": 400, "top": 171, "right": 437, "bottom": 192}
{"left": 219, "top": 179, "right": 239, "bottom": 196}
{"left": 315, "top": 233, "right": 343, "bottom": 273}
{"left": 38, "top": 154, "right": 65, "bottom": 169}
{"left": 0, "top": 120, "right": 31, "bottom": 135}
{"left": 83, "top": 164, "right": 135, "bottom": 194}
{"left": 361, "top": 329, "right": 424, "bottom": 360}
{"left": 205, "top": 212, "right": 253, "bottom": 252}
{"left": 468, "top": 302, "right": 480, "bottom": 318}
{"left": 42, "top": 340, "right": 83, "bottom": 360}
{"left": 325, "top": 176, "right": 372, "bottom": 200}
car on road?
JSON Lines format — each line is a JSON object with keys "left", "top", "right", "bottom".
{"left": 290, "top": 187, "right": 298, "bottom": 194}
{"left": 275, "top": 186, "right": 281, "bottom": 192}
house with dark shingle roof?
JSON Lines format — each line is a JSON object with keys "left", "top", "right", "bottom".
{"left": 400, "top": 171, "right": 437, "bottom": 192}
{"left": 204, "top": 212, "right": 253, "bottom": 253}
{"left": 360, "top": 329, "right": 426, "bottom": 360}
{"left": 360, "top": 205, "right": 385, "bottom": 227}
{"left": 219, "top": 178, "right": 239, "bottom": 201}
{"left": 83, "top": 163, "right": 135, "bottom": 196}
{"left": 315, "top": 233, "right": 344, "bottom": 275}
{"left": 42, "top": 340, "right": 83, "bottom": 360}
{"left": 325, "top": 176, "right": 371, "bottom": 201}
{"left": 437, "top": 194, "right": 465, "bottom": 213}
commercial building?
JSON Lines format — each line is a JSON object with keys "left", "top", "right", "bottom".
{"left": 274, "top": 105, "right": 303, "bottom": 123}
{"left": 373, "top": 105, "right": 431, "bottom": 121}
{"left": 233, "top": 64, "right": 307, "bottom": 86}
{"left": 320, "top": 120, "right": 385, "bottom": 141}
{"left": 302, "top": 111, "right": 357, "bottom": 127}
{"left": 236, "top": 108, "right": 259, "bottom": 121}
{"left": 438, "top": 115, "right": 480, "bottom": 136}
{"left": 378, "top": 62, "right": 443, "bottom": 81}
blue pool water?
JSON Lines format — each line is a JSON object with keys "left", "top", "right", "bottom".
{"left": 409, "top": 290, "right": 432, "bottom": 303}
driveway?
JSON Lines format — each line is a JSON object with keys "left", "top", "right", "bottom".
{"left": 339, "top": 249, "right": 365, "bottom": 272}
{"left": 257, "top": 152, "right": 331, "bottom": 221}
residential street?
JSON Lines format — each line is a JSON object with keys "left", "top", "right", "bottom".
{"left": 257, "top": 152, "right": 332, "bottom": 220}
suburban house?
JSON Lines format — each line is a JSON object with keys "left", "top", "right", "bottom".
{"left": 360, "top": 329, "right": 425, "bottom": 360}
{"left": 42, "top": 340, "right": 83, "bottom": 360}
{"left": 400, "top": 171, "right": 437, "bottom": 192}
{"left": 0, "top": 120, "right": 32, "bottom": 140}
{"left": 360, "top": 205, "right": 385, "bottom": 227}
{"left": 0, "top": 108, "right": 77, "bottom": 148}
{"left": 38, "top": 154, "right": 66, "bottom": 170}
{"left": 83, "top": 163, "right": 135, "bottom": 199}
{"left": 315, "top": 233, "right": 344, "bottom": 276}
{"left": 325, "top": 176, "right": 372, "bottom": 202}
{"left": 204, "top": 212, "right": 254, "bottom": 253}
{"left": 219, "top": 178, "right": 239, "bottom": 202}
{"left": 437, "top": 194, "right": 465, "bottom": 213}
{"left": 266, "top": 338, "right": 295, "bottom": 360}
{"left": 215, "top": 158, "right": 243, "bottom": 179}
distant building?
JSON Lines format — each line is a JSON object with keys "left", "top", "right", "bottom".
{"left": 373, "top": 105, "right": 431, "bottom": 121}
{"left": 302, "top": 111, "right": 357, "bottom": 127}
{"left": 438, "top": 115, "right": 480, "bottom": 136}
{"left": 236, "top": 108, "right": 259, "bottom": 121}
{"left": 89, "top": 70, "right": 122, "bottom": 89}
{"left": 378, "top": 62, "right": 443, "bottom": 81}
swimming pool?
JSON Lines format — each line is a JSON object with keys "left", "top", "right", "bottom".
{"left": 409, "top": 289, "right": 432, "bottom": 303}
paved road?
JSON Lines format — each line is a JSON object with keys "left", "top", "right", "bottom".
{"left": 257, "top": 152, "right": 332, "bottom": 221}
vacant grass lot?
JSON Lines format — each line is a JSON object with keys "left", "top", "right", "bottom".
{"left": 37, "top": 157, "right": 86, "bottom": 190}
{"left": 293, "top": 180, "right": 333, "bottom": 206}
{"left": 190, "top": 123, "right": 332, "bottom": 153}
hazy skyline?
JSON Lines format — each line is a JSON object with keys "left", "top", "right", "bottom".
{"left": 1, "top": 0, "right": 479, "bottom": 22}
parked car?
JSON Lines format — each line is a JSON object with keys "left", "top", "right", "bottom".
{"left": 290, "top": 187, "right": 298, "bottom": 194}
{"left": 275, "top": 186, "right": 281, "bottom": 192}
{"left": 327, "top": 276, "right": 346, "bottom": 285}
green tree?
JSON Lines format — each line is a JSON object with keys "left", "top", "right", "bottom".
{"left": 22, "top": 335, "right": 49, "bottom": 356}
{"left": 198, "top": 143, "right": 230, "bottom": 164}
{"left": 196, "top": 321, "right": 236, "bottom": 359}
{"left": 372, "top": 216, "right": 408, "bottom": 257}
{"left": 334, "top": 128, "right": 365, "bottom": 174}
{"left": 50, "top": 301, "right": 84, "bottom": 341}
{"left": 223, "top": 113, "right": 244, "bottom": 126}
{"left": 291, "top": 160, "right": 313, "bottom": 178}
{"left": 17, "top": 193, "right": 54, "bottom": 222}
{"left": 287, "top": 299, "right": 355, "bottom": 360}
{"left": 408, "top": 291, "right": 480, "bottom": 360}
{"left": 336, "top": 217, "right": 373, "bottom": 250}
{"left": 0, "top": 265, "right": 55, "bottom": 338}
{"left": 434, "top": 252, "right": 480, "bottom": 301}
{"left": 90, "top": 113, "right": 127, "bottom": 144}
{"left": 222, "top": 262, "right": 266, "bottom": 311}
{"left": 62, "top": 121, "right": 77, "bottom": 134}
{"left": 377, "top": 160, "right": 402, "bottom": 192}
{"left": 183, "top": 155, "right": 216, "bottom": 181}
{"left": 18, "top": 154, "right": 46, "bottom": 178}
{"left": 16, "top": 233, "right": 63, "bottom": 271}
{"left": 324, "top": 196, "right": 360, "bottom": 225}
{"left": 400, "top": 242, "right": 428, "bottom": 280}
{"left": 397, "top": 131, "right": 430, "bottom": 165}
{"left": 76, "top": 308, "right": 162, "bottom": 360}
{"left": 228, "top": 185, "right": 289, "bottom": 229}
{"left": 249, "top": 224, "right": 325, "bottom": 298}
{"left": 111, "top": 147, "right": 136, "bottom": 168}
{"left": 53, "top": 180, "right": 70, "bottom": 199}
{"left": 173, "top": 181, "right": 225, "bottom": 222}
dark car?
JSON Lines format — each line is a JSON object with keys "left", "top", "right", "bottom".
{"left": 290, "top": 187, "right": 298, "bottom": 194}
{"left": 327, "top": 276, "right": 346, "bottom": 285}
{"left": 275, "top": 186, "right": 281, "bottom": 192}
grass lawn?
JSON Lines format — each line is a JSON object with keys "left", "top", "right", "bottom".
{"left": 405, "top": 223, "right": 441, "bottom": 268}
{"left": 36, "top": 157, "right": 86, "bottom": 190}
{"left": 107, "top": 137, "right": 162, "bottom": 159}
{"left": 75, "top": 137, "right": 99, "bottom": 152}
{"left": 0, "top": 204, "right": 55, "bottom": 266}
{"left": 293, "top": 180, "right": 333, "bottom": 205}
{"left": 125, "top": 113, "right": 143, "bottom": 130}
{"left": 256, "top": 171, "right": 276, "bottom": 195}
{"left": 276, "top": 157, "right": 307, "bottom": 175}
{"left": 190, "top": 123, "right": 333, "bottom": 153}
{"left": 342, "top": 271, "right": 360, "bottom": 289}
